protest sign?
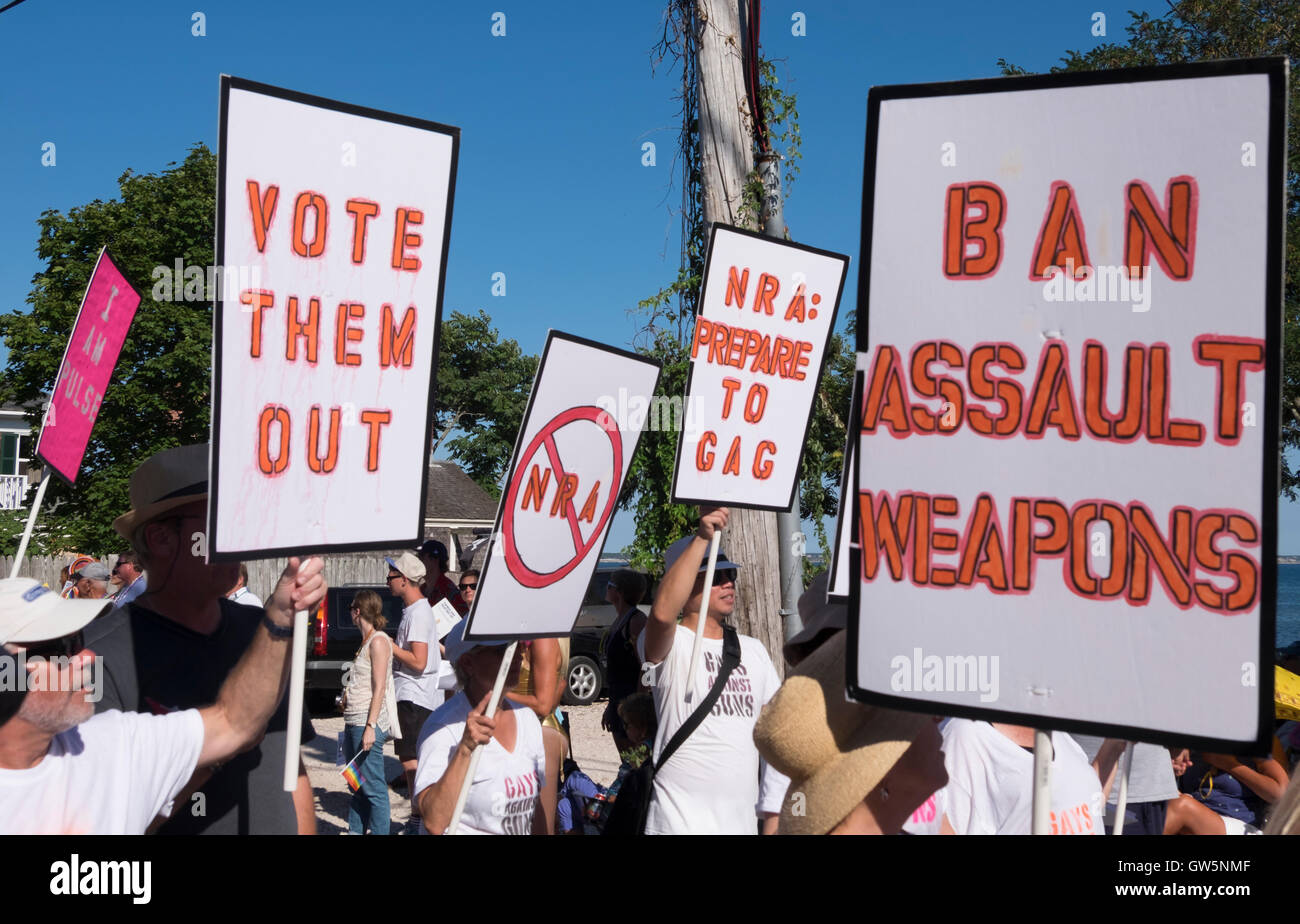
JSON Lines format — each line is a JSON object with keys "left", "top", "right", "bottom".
{"left": 672, "top": 224, "right": 848, "bottom": 510}
{"left": 850, "top": 59, "right": 1285, "bottom": 751}
{"left": 36, "top": 247, "right": 142, "bottom": 484}
{"left": 209, "top": 76, "right": 457, "bottom": 559}
{"left": 826, "top": 371, "right": 863, "bottom": 603}
{"left": 463, "top": 332, "right": 660, "bottom": 639}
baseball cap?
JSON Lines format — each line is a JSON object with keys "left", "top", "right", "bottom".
{"left": 663, "top": 535, "right": 743, "bottom": 576}
{"left": 73, "top": 562, "right": 111, "bottom": 582}
{"left": 385, "top": 552, "right": 426, "bottom": 584}
{"left": 0, "top": 578, "right": 112, "bottom": 646}
{"left": 784, "top": 572, "right": 846, "bottom": 661}
{"left": 416, "top": 539, "right": 449, "bottom": 562}
{"left": 442, "top": 618, "right": 510, "bottom": 665}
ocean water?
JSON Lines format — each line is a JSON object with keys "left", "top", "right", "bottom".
{"left": 1279, "top": 564, "right": 1300, "bottom": 650}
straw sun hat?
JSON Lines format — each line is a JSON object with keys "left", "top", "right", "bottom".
{"left": 753, "top": 630, "right": 930, "bottom": 835}
{"left": 112, "top": 443, "right": 210, "bottom": 539}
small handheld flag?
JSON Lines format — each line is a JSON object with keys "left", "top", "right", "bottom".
{"left": 340, "top": 749, "right": 368, "bottom": 793}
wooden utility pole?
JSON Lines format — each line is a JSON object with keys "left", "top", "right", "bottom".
{"left": 694, "top": 0, "right": 785, "bottom": 675}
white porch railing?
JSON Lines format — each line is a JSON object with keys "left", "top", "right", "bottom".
{"left": 0, "top": 474, "right": 28, "bottom": 510}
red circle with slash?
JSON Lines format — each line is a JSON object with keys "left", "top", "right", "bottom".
{"left": 502, "top": 406, "right": 622, "bottom": 588}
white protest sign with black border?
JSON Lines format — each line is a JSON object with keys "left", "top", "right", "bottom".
{"left": 462, "top": 332, "right": 661, "bottom": 640}
{"left": 850, "top": 59, "right": 1285, "bottom": 751}
{"left": 672, "top": 223, "right": 848, "bottom": 510}
{"left": 209, "top": 76, "right": 457, "bottom": 559}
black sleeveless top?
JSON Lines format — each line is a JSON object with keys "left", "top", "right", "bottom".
{"left": 604, "top": 608, "right": 642, "bottom": 703}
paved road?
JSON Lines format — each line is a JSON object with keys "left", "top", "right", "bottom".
{"left": 305, "top": 701, "right": 621, "bottom": 834}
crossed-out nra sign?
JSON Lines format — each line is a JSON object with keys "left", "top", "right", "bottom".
{"left": 463, "top": 333, "right": 661, "bottom": 640}
{"left": 501, "top": 405, "right": 623, "bottom": 589}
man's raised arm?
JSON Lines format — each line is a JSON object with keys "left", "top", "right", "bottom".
{"left": 643, "top": 506, "right": 728, "bottom": 665}
{"left": 197, "top": 557, "right": 327, "bottom": 767}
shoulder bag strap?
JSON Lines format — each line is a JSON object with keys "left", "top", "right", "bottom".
{"left": 655, "top": 624, "right": 742, "bottom": 772}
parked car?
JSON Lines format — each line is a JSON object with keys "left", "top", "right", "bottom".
{"left": 304, "top": 583, "right": 405, "bottom": 714}
{"left": 563, "top": 563, "right": 653, "bottom": 706}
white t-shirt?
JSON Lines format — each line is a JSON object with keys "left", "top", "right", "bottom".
{"left": 393, "top": 598, "right": 442, "bottom": 710}
{"left": 637, "top": 623, "right": 781, "bottom": 835}
{"left": 901, "top": 787, "right": 947, "bottom": 835}
{"left": 0, "top": 709, "right": 203, "bottom": 834}
{"left": 228, "top": 586, "right": 262, "bottom": 608}
{"left": 940, "top": 719, "right": 1104, "bottom": 835}
{"left": 414, "top": 693, "right": 545, "bottom": 835}
{"left": 758, "top": 760, "right": 791, "bottom": 817}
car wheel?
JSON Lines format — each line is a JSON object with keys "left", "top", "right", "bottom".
{"left": 563, "top": 656, "right": 602, "bottom": 706}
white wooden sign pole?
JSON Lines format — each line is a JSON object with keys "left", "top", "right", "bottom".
{"left": 448, "top": 640, "right": 519, "bottom": 834}
{"left": 684, "top": 531, "right": 721, "bottom": 705}
{"left": 1031, "top": 729, "right": 1052, "bottom": 835}
{"left": 1112, "top": 741, "right": 1135, "bottom": 835}
{"left": 281, "top": 610, "right": 309, "bottom": 792}
{"left": 9, "top": 471, "right": 51, "bottom": 579}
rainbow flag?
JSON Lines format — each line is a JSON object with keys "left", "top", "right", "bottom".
{"left": 340, "top": 749, "right": 367, "bottom": 793}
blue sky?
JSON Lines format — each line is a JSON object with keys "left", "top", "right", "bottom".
{"left": 4, "top": 0, "right": 1295, "bottom": 553}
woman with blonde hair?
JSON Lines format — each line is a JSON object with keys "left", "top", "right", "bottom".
{"left": 507, "top": 637, "right": 569, "bottom": 833}
{"left": 340, "top": 590, "right": 400, "bottom": 835}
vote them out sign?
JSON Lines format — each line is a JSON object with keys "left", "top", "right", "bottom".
{"left": 209, "top": 77, "right": 457, "bottom": 559}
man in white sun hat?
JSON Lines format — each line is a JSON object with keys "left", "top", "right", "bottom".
{"left": 0, "top": 554, "right": 325, "bottom": 834}
{"left": 84, "top": 442, "right": 321, "bottom": 834}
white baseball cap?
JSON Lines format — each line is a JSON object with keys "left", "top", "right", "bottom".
{"left": 442, "top": 618, "right": 510, "bottom": 666}
{"left": 0, "top": 578, "right": 112, "bottom": 646}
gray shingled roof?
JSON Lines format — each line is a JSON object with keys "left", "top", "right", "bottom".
{"left": 423, "top": 460, "right": 498, "bottom": 522}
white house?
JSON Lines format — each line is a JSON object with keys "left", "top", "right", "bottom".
{"left": 422, "top": 460, "right": 498, "bottom": 571}
{"left": 0, "top": 404, "right": 35, "bottom": 511}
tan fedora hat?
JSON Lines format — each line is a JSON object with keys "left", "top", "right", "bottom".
{"left": 753, "top": 630, "right": 930, "bottom": 835}
{"left": 112, "top": 443, "right": 210, "bottom": 539}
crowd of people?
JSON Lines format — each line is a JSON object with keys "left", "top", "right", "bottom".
{"left": 5, "top": 440, "right": 1300, "bottom": 836}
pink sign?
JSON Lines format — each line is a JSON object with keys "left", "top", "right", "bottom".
{"left": 36, "top": 248, "right": 141, "bottom": 483}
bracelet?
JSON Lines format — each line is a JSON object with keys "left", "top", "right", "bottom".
{"left": 261, "top": 613, "right": 295, "bottom": 639}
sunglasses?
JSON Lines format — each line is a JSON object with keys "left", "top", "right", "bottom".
{"left": 21, "top": 630, "right": 86, "bottom": 660}
{"left": 458, "top": 581, "right": 477, "bottom": 591}
{"left": 386, "top": 573, "right": 402, "bottom": 583}
{"left": 711, "top": 568, "right": 737, "bottom": 587}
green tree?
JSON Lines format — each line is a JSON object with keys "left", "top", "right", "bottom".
{"left": 433, "top": 310, "right": 538, "bottom": 498}
{"left": 0, "top": 146, "right": 535, "bottom": 552}
{"left": 999, "top": 0, "right": 1300, "bottom": 496}
{"left": 0, "top": 145, "right": 217, "bottom": 554}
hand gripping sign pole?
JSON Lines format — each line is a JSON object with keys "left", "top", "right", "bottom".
{"left": 683, "top": 531, "right": 722, "bottom": 705}
{"left": 447, "top": 641, "right": 518, "bottom": 834}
